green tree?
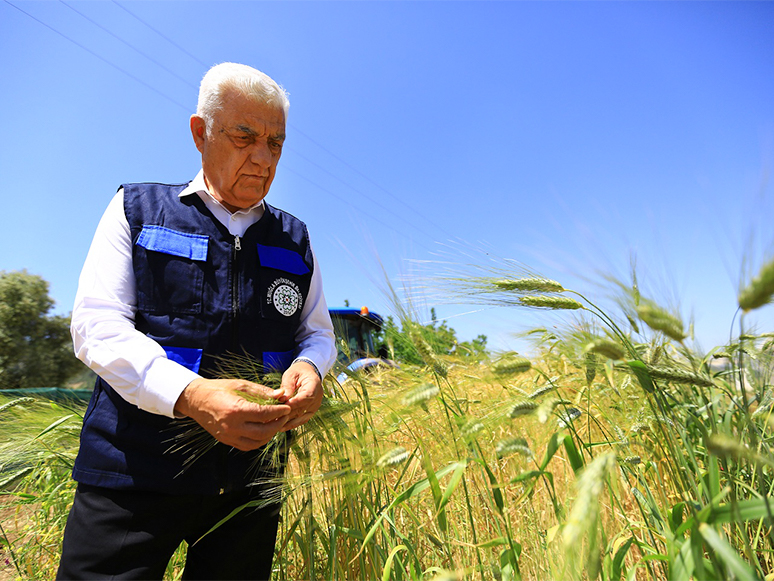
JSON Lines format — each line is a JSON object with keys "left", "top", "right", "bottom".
{"left": 457, "top": 334, "right": 488, "bottom": 360}
{"left": 0, "top": 270, "right": 82, "bottom": 388}
{"left": 379, "top": 311, "right": 488, "bottom": 364}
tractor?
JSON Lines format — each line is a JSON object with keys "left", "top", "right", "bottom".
{"left": 328, "top": 306, "right": 396, "bottom": 383}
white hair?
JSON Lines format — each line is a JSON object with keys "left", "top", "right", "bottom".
{"left": 196, "top": 62, "right": 290, "bottom": 131}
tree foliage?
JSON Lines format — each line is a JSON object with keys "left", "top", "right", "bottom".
{"left": 379, "top": 308, "right": 488, "bottom": 364}
{"left": 0, "top": 270, "right": 81, "bottom": 388}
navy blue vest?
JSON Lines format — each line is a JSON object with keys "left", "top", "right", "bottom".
{"left": 73, "top": 182, "right": 314, "bottom": 494}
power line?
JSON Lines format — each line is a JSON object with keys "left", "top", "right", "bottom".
{"left": 5, "top": 0, "right": 448, "bottom": 249}
{"left": 112, "top": 1, "right": 454, "bottom": 243}
{"left": 111, "top": 0, "right": 208, "bottom": 68}
{"left": 3, "top": 0, "right": 190, "bottom": 113}
{"left": 282, "top": 165, "right": 435, "bottom": 254}
{"left": 286, "top": 145, "right": 436, "bottom": 242}
{"left": 60, "top": 0, "right": 198, "bottom": 90}
{"left": 290, "top": 125, "right": 456, "bottom": 241}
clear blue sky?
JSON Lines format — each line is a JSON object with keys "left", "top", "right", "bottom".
{"left": 1, "top": 1, "right": 773, "bottom": 353}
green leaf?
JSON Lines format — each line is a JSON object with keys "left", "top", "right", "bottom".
{"left": 499, "top": 547, "right": 520, "bottom": 581}
{"left": 707, "top": 455, "right": 721, "bottom": 499}
{"left": 482, "top": 460, "right": 505, "bottom": 515}
{"left": 382, "top": 544, "right": 407, "bottom": 581}
{"left": 359, "top": 462, "right": 464, "bottom": 556}
{"left": 669, "top": 502, "right": 686, "bottom": 534}
{"left": 698, "top": 523, "right": 757, "bottom": 581}
{"left": 436, "top": 460, "right": 467, "bottom": 515}
{"left": 419, "top": 441, "right": 446, "bottom": 532}
{"left": 692, "top": 496, "right": 774, "bottom": 528}
{"left": 0, "top": 467, "right": 33, "bottom": 489}
{"left": 626, "top": 360, "right": 655, "bottom": 393}
{"left": 671, "top": 538, "right": 694, "bottom": 581}
{"left": 563, "top": 434, "right": 584, "bottom": 473}
{"left": 674, "top": 487, "right": 732, "bottom": 537}
{"left": 612, "top": 537, "right": 634, "bottom": 581}
{"left": 540, "top": 432, "right": 563, "bottom": 471}
{"left": 510, "top": 470, "right": 545, "bottom": 484}
{"left": 476, "top": 536, "right": 508, "bottom": 549}
{"left": 691, "top": 524, "right": 711, "bottom": 581}
{"left": 335, "top": 526, "right": 364, "bottom": 540}
{"left": 194, "top": 499, "right": 260, "bottom": 544}
{"left": 34, "top": 414, "right": 75, "bottom": 439}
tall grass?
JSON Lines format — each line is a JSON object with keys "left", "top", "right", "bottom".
{"left": 271, "top": 259, "right": 774, "bottom": 580}
{"left": 0, "top": 397, "right": 80, "bottom": 579}
{"left": 1, "top": 257, "right": 774, "bottom": 580}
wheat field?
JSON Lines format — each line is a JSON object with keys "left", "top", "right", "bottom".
{"left": 2, "top": 259, "right": 774, "bottom": 580}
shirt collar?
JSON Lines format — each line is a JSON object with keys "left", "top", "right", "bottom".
{"left": 179, "top": 169, "right": 265, "bottom": 217}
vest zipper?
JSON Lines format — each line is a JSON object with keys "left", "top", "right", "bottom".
{"left": 232, "top": 236, "right": 241, "bottom": 350}
{"left": 224, "top": 234, "right": 242, "bottom": 493}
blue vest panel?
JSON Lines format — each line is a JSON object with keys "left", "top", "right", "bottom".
{"left": 73, "top": 182, "right": 313, "bottom": 494}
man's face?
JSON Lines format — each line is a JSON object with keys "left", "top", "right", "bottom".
{"left": 190, "top": 90, "right": 285, "bottom": 212}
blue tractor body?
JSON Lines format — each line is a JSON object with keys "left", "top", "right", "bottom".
{"left": 328, "top": 307, "right": 396, "bottom": 383}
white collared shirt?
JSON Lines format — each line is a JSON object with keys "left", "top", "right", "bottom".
{"left": 71, "top": 170, "right": 336, "bottom": 418}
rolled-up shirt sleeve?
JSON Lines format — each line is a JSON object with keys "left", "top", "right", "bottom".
{"left": 71, "top": 191, "right": 200, "bottom": 418}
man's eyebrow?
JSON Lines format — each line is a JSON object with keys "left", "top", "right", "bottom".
{"left": 232, "top": 125, "right": 284, "bottom": 141}
{"left": 233, "top": 124, "right": 258, "bottom": 136}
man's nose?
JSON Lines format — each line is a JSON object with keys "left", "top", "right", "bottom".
{"left": 250, "top": 141, "right": 272, "bottom": 167}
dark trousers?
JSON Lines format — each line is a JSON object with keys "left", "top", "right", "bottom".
{"left": 56, "top": 483, "right": 282, "bottom": 580}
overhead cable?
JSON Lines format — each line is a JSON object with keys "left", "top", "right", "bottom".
{"left": 286, "top": 145, "right": 436, "bottom": 241}
{"left": 290, "top": 126, "right": 455, "bottom": 241}
{"left": 3, "top": 0, "right": 190, "bottom": 113}
{"left": 60, "top": 1, "right": 198, "bottom": 90}
{"left": 283, "top": 165, "right": 435, "bottom": 254}
{"left": 5, "top": 0, "right": 446, "bottom": 249}
{"left": 109, "top": 1, "right": 452, "bottom": 242}
{"left": 111, "top": 0, "right": 208, "bottom": 68}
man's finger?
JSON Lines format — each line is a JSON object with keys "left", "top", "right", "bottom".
{"left": 231, "top": 417, "right": 291, "bottom": 451}
{"left": 238, "top": 381, "right": 287, "bottom": 401}
{"left": 237, "top": 401, "right": 292, "bottom": 423}
{"left": 280, "top": 413, "right": 313, "bottom": 432}
{"left": 286, "top": 380, "right": 322, "bottom": 409}
{"left": 280, "top": 369, "right": 301, "bottom": 399}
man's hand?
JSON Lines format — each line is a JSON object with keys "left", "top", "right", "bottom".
{"left": 175, "top": 378, "right": 291, "bottom": 451}
{"left": 279, "top": 360, "right": 323, "bottom": 431}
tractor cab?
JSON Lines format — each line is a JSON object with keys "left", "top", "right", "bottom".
{"left": 328, "top": 306, "right": 396, "bottom": 382}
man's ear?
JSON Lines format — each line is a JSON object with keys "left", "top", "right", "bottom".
{"left": 190, "top": 115, "right": 206, "bottom": 153}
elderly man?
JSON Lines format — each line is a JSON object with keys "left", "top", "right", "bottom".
{"left": 56, "top": 63, "right": 336, "bottom": 580}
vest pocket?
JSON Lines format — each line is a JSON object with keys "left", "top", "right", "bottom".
{"left": 256, "top": 243, "right": 310, "bottom": 275}
{"left": 135, "top": 226, "right": 208, "bottom": 315}
{"left": 264, "top": 349, "right": 295, "bottom": 372}
{"left": 162, "top": 346, "right": 203, "bottom": 373}
{"left": 257, "top": 243, "right": 310, "bottom": 325}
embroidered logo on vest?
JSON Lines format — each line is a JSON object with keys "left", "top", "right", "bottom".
{"left": 267, "top": 278, "right": 303, "bottom": 316}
